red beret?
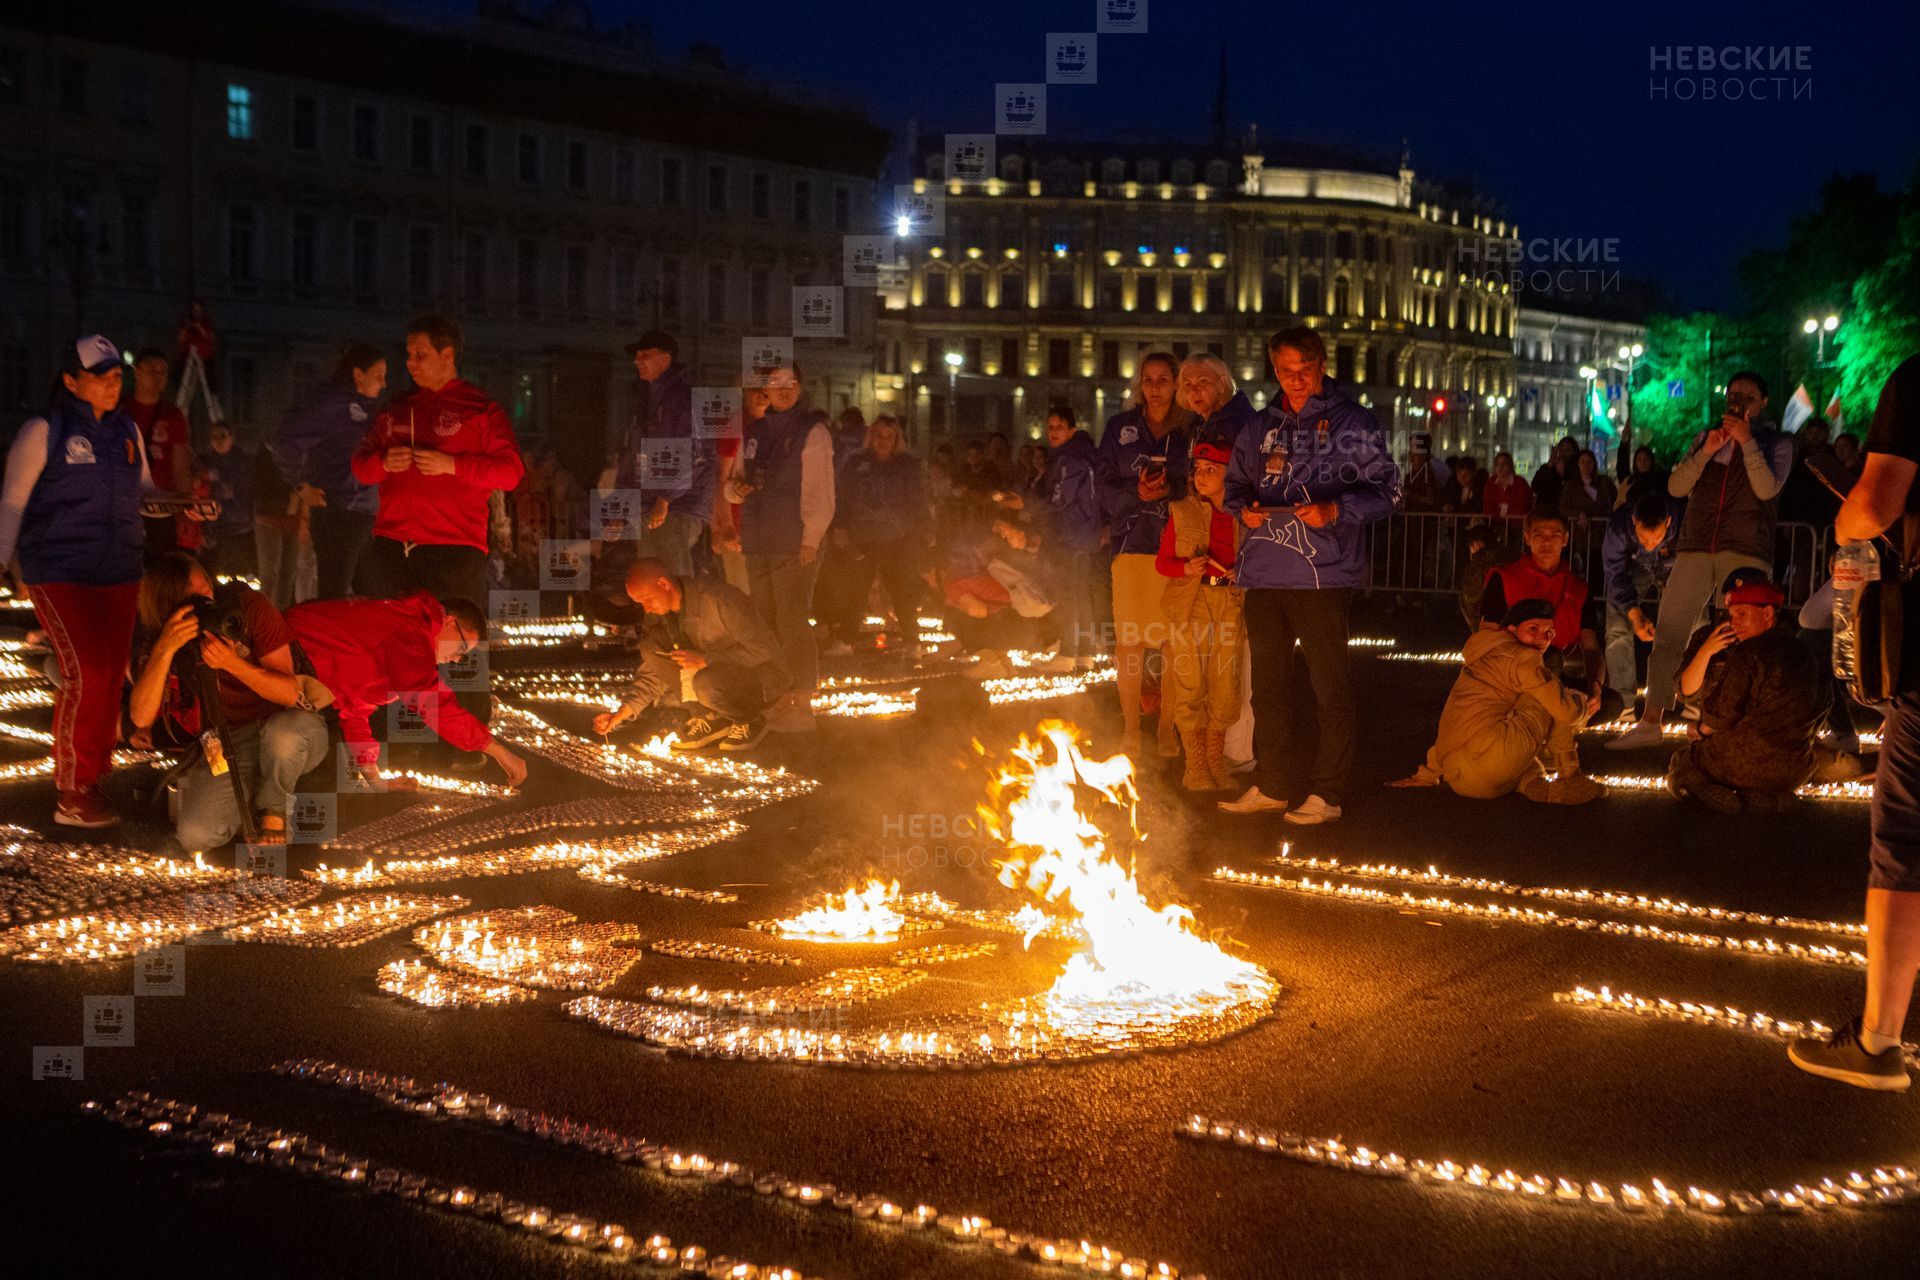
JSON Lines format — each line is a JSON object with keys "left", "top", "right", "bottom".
{"left": 1191, "top": 441, "right": 1232, "bottom": 466}
{"left": 1725, "top": 581, "right": 1785, "bottom": 608}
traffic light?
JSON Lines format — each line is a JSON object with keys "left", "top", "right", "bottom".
{"left": 1431, "top": 396, "right": 1448, "bottom": 416}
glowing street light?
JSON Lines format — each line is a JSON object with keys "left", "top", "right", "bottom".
{"left": 1802, "top": 314, "right": 1842, "bottom": 409}
{"left": 944, "top": 350, "right": 963, "bottom": 431}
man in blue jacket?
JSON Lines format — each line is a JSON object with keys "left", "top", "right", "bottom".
{"left": 615, "top": 330, "right": 711, "bottom": 578}
{"left": 1600, "top": 490, "right": 1680, "bottom": 711}
{"left": 1219, "top": 327, "right": 1402, "bottom": 824}
{"left": 1035, "top": 405, "right": 1102, "bottom": 670}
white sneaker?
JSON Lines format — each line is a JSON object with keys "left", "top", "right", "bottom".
{"left": 1605, "top": 719, "right": 1666, "bottom": 751}
{"left": 1218, "top": 786, "right": 1288, "bottom": 815}
{"left": 1283, "top": 795, "right": 1342, "bottom": 825}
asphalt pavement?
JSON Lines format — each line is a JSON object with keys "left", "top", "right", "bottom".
{"left": 5, "top": 603, "right": 1915, "bottom": 1280}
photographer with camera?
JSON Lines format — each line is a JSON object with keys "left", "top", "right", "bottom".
{"left": 129, "top": 553, "right": 328, "bottom": 850}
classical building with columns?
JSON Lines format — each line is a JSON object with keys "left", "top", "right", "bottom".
{"left": 875, "top": 136, "right": 1526, "bottom": 461}
{"left": 1511, "top": 304, "right": 1651, "bottom": 473}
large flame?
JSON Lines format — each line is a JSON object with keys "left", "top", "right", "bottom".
{"left": 768, "top": 879, "right": 912, "bottom": 943}
{"left": 987, "top": 722, "right": 1270, "bottom": 1025}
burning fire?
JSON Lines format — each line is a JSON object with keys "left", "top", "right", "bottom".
{"left": 987, "top": 722, "right": 1274, "bottom": 1029}
{"left": 765, "top": 879, "right": 916, "bottom": 943}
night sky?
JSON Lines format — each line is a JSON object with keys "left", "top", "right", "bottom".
{"left": 413, "top": 0, "right": 1920, "bottom": 311}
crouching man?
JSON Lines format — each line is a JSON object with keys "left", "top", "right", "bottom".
{"left": 129, "top": 553, "right": 330, "bottom": 849}
{"left": 592, "top": 557, "right": 789, "bottom": 751}
{"left": 1666, "top": 572, "right": 1852, "bottom": 813}
{"left": 1390, "top": 599, "right": 1606, "bottom": 804}
{"left": 284, "top": 592, "right": 527, "bottom": 788}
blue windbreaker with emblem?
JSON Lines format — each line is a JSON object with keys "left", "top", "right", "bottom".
{"left": 16, "top": 392, "right": 147, "bottom": 586}
{"left": 1039, "top": 429, "right": 1101, "bottom": 553}
{"left": 1096, "top": 406, "right": 1197, "bottom": 557}
{"left": 1223, "top": 381, "right": 1401, "bottom": 590}
{"left": 1196, "top": 391, "right": 1259, "bottom": 451}
{"left": 273, "top": 383, "right": 382, "bottom": 516}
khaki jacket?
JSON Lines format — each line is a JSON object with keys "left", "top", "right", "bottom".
{"left": 1429, "top": 629, "right": 1590, "bottom": 758}
{"left": 1161, "top": 494, "right": 1244, "bottom": 622}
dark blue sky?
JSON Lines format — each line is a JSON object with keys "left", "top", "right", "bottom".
{"left": 419, "top": 0, "right": 1920, "bottom": 311}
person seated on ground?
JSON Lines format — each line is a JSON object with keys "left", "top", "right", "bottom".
{"left": 128, "top": 552, "right": 331, "bottom": 849}
{"left": 1390, "top": 599, "right": 1605, "bottom": 803}
{"left": 1665, "top": 572, "right": 1859, "bottom": 813}
{"left": 591, "top": 557, "right": 789, "bottom": 752}
{"left": 284, "top": 592, "right": 527, "bottom": 788}
{"left": 1155, "top": 440, "right": 1244, "bottom": 792}
{"left": 935, "top": 508, "right": 1056, "bottom": 676}
{"left": 1600, "top": 491, "right": 1681, "bottom": 714}
{"left": 1479, "top": 506, "right": 1621, "bottom": 748}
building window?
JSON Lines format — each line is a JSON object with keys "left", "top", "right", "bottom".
{"left": 1097, "top": 273, "right": 1122, "bottom": 310}
{"left": 660, "top": 157, "right": 683, "bottom": 207}
{"left": 566, "top": 140, "right": 588, "bottom": 193}
{"left": 1205, "top": 275, "right": 1227, "bottom": 314}
{"left": 226, "top": 204, "right": 257, "bottom": 283}
{"left": 517, "top": 133, "right": 540, "bottom": 186}
{"left": 121, "top": 193, "right": 152, "bottom": 273}
{"left": 924, "top": 267, "right": 948, "bottom": 306}
{"left": 0, "top": 46, "right": 22, "bottom": 105}
{"left": 1335, "top": 230, "right": 1355, "bottom": 260}
{"left": 613, "top": 149, "right": 634, "bottom": 201}
{"left": 409, "top": 116, "right": 434, "bottom": 172}
{"left": 750, "top": 172, "right": 769, "bottom": 218}
{"left": 832, "top": 186, "right": 850, "bottom": 232}
{"left": 463, "top": 124, "right": 488, "bottom": 179}
{"left": 291, "top": 95, "right": 319, "bottom": 152}
{"left": 408, "top": 226, "right": 434, "bottom": 299}
{"left": 1299, "top": 275, "right": 1323, "bottom": 314}
{"left": 1100, "top": 341, "right": 1120, "bottom": 378}
{"left": 658, "top": 257, "right": 683, "bottom": 319}
{"left": 792, "top": 179, "right": 812, "bottom": 227}
{"left": 962, "top": 272, "right": 984, "bottom": 308}
{"left": 289, "top": 212, "right": 318, "bottom": 290}
{"left": 1332, "top": 277, "right": 1351, "bottom": 315}
{"left": 120, "top": 70, "right": 153, "bottom": 125}
{"left": 57, "top": 54, "right": 86, "bottom": 115}
{"left": 0, "top": 176, "right": 25, "bottom": 258}
{"left": 1000, "top": 338, "right": 1020, "bottom": 376}
{"left": 515, "top": 238, "right": 539, "bottom": 313}
{"left": 611, "top": 249, "right": 635, "bottom": 316}
{"left": 350, "top": 218, "right": 377, "bottom": 297}
{"left": 1047, "top": 339, "right": 1071, "bottom": 378}
{"left": 351, "top": 104, "right": 379, "bottom": 162}
{"left": 225, "top": 84, "right": 254, "bottom": 140}
{"left": 706, "top": 164, "right": 727, "bottom": 213}
{"left": 749, "top": 267, "right": 770, "bottom": 328}
{"left": 565, "top": 244, "right": 589, "bottom": 312}
{"left": 1299, "top": 229, "right": 1324, "bottom": 260}
{"left": 463, "top": 231, "right": 488, "bottom": 305}
{"left": 1045, "top": 268, "right": 1073, "bottom": 309}
{"left": 706, "top": 262, "right": 727, "bottom": 323}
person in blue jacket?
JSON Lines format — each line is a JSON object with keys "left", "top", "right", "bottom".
{"left": 1219, "top": 326, "right": 1402, "bottom": 825}
{"left": 1599, "top": 490, "right": 1681, "bottom": 710}
{"left": 272, "top": 344, "right": 386, "bottom": 596}
{"left": 822, "top": 414, "right": 929, "bottom": 648}
{"left": 613, "top": 330, "right": 711, "bottom": 579}
{"left": 1097, "top": 350, "right": 1199, "bottom": 755}
{"left": 1000, "top": 406, "right": 1101, "bottom": 672}
{"left": 1178, "top": 353, "right": 1260, "bottom": 451}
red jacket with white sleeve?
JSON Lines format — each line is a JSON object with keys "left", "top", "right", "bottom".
{"left": 352, "top": 379, "right": 524, "bottom": 551}
{"left": 285, "top": 592, "right": 491, "bottom": 768}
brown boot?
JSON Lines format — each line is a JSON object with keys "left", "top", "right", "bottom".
{"left": 1521, "top": 767, "right": 1607, "bottom": 805}
{"left": 1202, "top": 727, "right": 1233, "bottom": 790}
{"left": 1179, "top": 726, "right": 1211, "bottom": 791}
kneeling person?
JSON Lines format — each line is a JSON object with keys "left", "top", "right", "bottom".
{"left": 1392, "top": 600, "right": 1605, "bottom": 804}
{"left": 130, "top": 553, "right": 330, "bottom": 849}
{"left": 593, "top": 557, "right": 789, "bottom": 751}
{"left": 1666, "top": 573, "right": 1836, "bottom": 813}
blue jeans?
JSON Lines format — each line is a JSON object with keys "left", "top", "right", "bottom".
{"left": 172, "top": 708, "right": 329, "bottom": 851}
{"left": 638, "top": 511, "right": 706, "bottom": 578}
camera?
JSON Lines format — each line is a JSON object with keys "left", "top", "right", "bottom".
{"left": 188, "top": 593, "right": 248, "bottom": 647}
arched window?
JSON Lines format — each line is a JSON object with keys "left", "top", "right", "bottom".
{"left": 924, "top": 266, "right": 949, "bottom": 307}
{"left": 1298, "top": 274, "right": 1323, "bottom": 315}
{"left": 1263, "top": 271, "right": 1288, "bottom": 312}
{"left": 1332, "top": 276, "right": 1351, "bottom": 316}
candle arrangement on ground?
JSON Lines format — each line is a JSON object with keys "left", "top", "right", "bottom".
{"left": 82, "top": 1092, "right": 819, "bottom": 1278}
{"left": 649, "top": 939, "right": 802, "bottom": 966}
{"left": 890, "top": 940, "right": 999, "bottom": 967}
{"left": 1211, "top": 866, "right": 1867, "bottom": 969}
{"left": 413, "top": 905, "right": 643, "bottom": 991}
{"left": 571, "top": 722, "right": 1277, "bottom": 1067}
{"left": 0, "top": 747, "right": 168, "bottom": 784}
{"left": 322, "top": 797, "right": 495, "bottom": 851}
{"left": 0, "top": 877, "right": 321, "bottom": 963}
{"left": 228, "top": 893, "right": 469, "bottom": 947}
{"left": 1372, "top": 650, "right": 1462, "bottom": 664}
{"left": 643, "top": 966, "right": 926, "bottom": 1015}
{"left": 307, "top": 820, "right": 747, "bottom": 886}
{"left": 376, "top": 958, "right": 539, "bottom": 1008}
{"left": 754, "top": 879, "right": 933, "bottom": 943}
{"left": 1588, "top": 772, "right": 1874, "bottom": 803}
{"left": 490, "top": 616, "right": 606, "bottom": 647}
{"left": 0, "top": 839, "right": 237, "bottom": 924}
{"left": 1556, "top": 983, "right": 1919, "bottom": 1068}
{"left": 1175, "top": 1110, "right": 1915, "bottom": 1217}
{"left": 576, "top": 868, "right": 739, "bottom": 902}
{"left": 268, "top": 1058, "right": 1201, "bottom": 1278}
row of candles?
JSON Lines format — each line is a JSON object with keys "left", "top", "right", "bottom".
{"left": 1556, "top": 983, "right": 1918, "bottom": 1068}
{"left": 1581, "top": 717, "right": 1886, "bottom": 748}
{"left": 890, "top": 941, "right": 1001, "bottom": 967}
{"left": 413, "top": 906, "right": 644, "bottom": 992}
{"left": 321, "top": 797, "right": 493, "bottom": 851}
{"left": 270, "top": 1058, "right": 1197, "bottom": 1277}
{"left": 1589, "top": 771, "right": 1875, "bottom": 803}
{"left": 0, "top": 839, "right": 236, "bottom": 925}
{"left": 83, "top": 1091, "right": 811, "bottom": 1278}
{"left": 0, "top": 877, "right": 320, "bottom": 963}
{"left": 228, "top": 894, "right": 470, "bottom": 948}
{"left": 650, "top": 939, "right": 803, "bottom": 966}
{"left": 643, "top": 967, "right": 927, "bottom": 1016}
{"left": 1176, "top": 1112, "right": 1919, "bottom": 1217}
{"left": 378, "top": 958, "right": 536, "bottom": 1008}
{"left": 1210, "top": 867, "right": 1868, "bottom": 970}
{"left": 577, "top": 868, "right": 740, "bottom": 902}
{"left": 308, "top": 821, "right": 748, "bottom": 888}
{"left": 1266, "top": 847, "right": 1864, "bottom": 937}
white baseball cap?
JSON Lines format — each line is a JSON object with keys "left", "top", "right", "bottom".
{"left": 64, "top": 335, "right": 123, "bottom": 375}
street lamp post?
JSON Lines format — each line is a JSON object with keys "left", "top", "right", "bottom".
{"left": 944, "top": 349, "right": 962, "bottom": 436}
{"left": 1802, "top": 314, "right": 1840, "bottom": 413}
{"left": 1615, "top": 342, "right": 1643, "bottom": 477}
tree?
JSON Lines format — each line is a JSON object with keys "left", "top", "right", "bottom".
{"left": 1837, "top": 199, "right": 1920, "bottom": 425}
{"left": 1627, "top": 312, "right": 1768, "bottom": 462}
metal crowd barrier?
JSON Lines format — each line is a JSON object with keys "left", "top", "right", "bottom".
{"left": 1366, "top": 511, "right": 1830, "bottom": 608}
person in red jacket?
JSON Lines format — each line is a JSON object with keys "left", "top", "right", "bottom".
{"left": 283, "top": 592, "right": 528, "bottom": 788}
{"left": 352, "top": 315, "right": 523, "bottom": 606}
{"left": 124, "top": 350, "right": 197, "bottom": 558}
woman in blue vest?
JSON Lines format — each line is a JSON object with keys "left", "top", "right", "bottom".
{"left": 0, "top": 337, "right": 161, "bottom": 827}
{"left": 722, "top": 363, "right": 834, "bottom": 733}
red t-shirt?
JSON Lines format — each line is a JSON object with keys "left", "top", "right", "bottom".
{"left": 163, "top": 588, "right": 294, "bottom": 732}
{"left": 126, "top": 399, "right": 192, "bottom": 492}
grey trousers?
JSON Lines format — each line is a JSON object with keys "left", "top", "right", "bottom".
{"left": 745, "top": 552, "right": 822, "bottom": 696}
{"left": 1644, "top": 549, "right": 1768, "bottom": 714}
{"left": 172, "top": 708, "right": 330, "bottom": 851}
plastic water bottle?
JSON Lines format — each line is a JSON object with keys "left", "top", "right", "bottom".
{"left": 1831, "top": 539, "right": 1880, "bottom": 682}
